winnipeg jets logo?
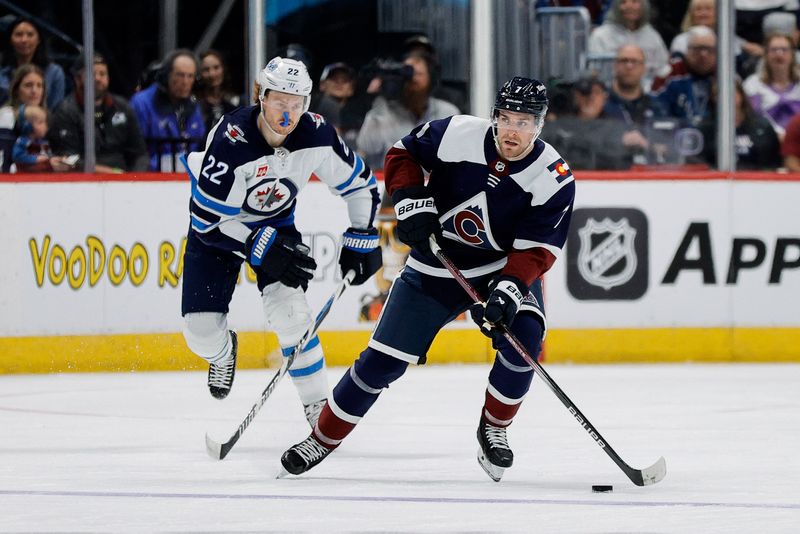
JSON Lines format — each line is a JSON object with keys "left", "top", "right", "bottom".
{"left": 255, "top": 185, "right": 285, "bottom": 208}
{"left": 440, "top": 192, "right": 501, "bottom": 251}
{"left": 244, "top": 178, "right": 298, "bottom": 215}
{"left": 225, "top": 123, "right": 248, "bottom": 144}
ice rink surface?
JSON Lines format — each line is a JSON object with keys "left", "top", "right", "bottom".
{"left": 1, "top": 363, "right": 799, "bottom": 533}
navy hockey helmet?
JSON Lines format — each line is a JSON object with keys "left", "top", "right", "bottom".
{"left": 492, "top": 77, "right": 548, "bottom": 157}
{"left": 493, "top": 76, "right": 549, "bottom": 116}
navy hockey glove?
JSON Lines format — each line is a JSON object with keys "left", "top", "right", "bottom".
{"left": 392, "top": 187, "right": 441, "bottom": 257}
{"left": 246, "top": 227, "right": 317, "bottom": 289}
{"left": 470, "top": 276, "right": 528, "bottom": 340}
{"left": 339, "top": 227, "right": 383, "bottom": 285}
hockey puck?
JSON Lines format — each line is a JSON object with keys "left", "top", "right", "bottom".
{"left": 591, "top": 485, "right": 613, "bottom": 493}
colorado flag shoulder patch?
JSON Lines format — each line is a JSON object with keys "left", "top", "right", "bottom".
{"left": 547, "top": 158, "right": 572, "bottom": 183}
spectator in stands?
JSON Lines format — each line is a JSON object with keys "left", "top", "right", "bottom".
{"left": 12, "top": 105, "right": 69, "bottom": 172}
{"left": 780, "top": 111, "right": 800, "bottom": 170}
{"left": 736, "top": 0, "right": 799, "bottom": 48}
{"left": 544, "top": 76, "right": 648, "bottom": 169}
{"left": 49, "top": 53, "right": 148, "bottom": 173}
{"left": 0, "top": 64, "right": 46, "bottom": 172}
{"left": 130, "top": 49, "right": 205, "bottom": 171}
{"left": 401, "top": 34, "right": 466, "bottom": 113}
{"left": 311, "top": 62, "right": 356, "bottom": 133}
{"left": 605, "top": 44, "right": 663, "bottom": 122}
{"left": 588, "top": 0, "right": 670, "bottom": 86}
{"left": 670, "top": 0, "right": 714, "bottom": 57}
{"left": 604, "top": 44, "right": 677, "bottom": 163}
{"left": 0, "top": 18, "right": 65, "bottom": 110}
{"left": 196, "top": 49, "right": 240, "bottom": 132}
{"left": 743, "top": 33, "right": 800, "bottom": 139}
{"left": 670, "top": 0, "right": 756, "bottom": 77}
{"left": 356, "top": 51, "right": 459, "bottom": 169}
{"left": 653, "top": 26, "right": 716, "bottom": 125}
{"left": 698, "top": 80, "right": 781, "bottom": 169}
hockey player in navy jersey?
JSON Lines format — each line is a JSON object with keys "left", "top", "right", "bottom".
{"left": 180, "top": 56, "right": 381, "bottom": 427}
{"left": 281, "top": 77, "right": 576, "bottom": 481}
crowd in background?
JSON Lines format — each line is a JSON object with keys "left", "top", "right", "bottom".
{"left": 3, "top": 0, "right": 800, "bottom": 174}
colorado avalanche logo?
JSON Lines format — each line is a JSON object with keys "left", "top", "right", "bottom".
{"left": 244, "top": 178, "right": 298, "bottom": 215}
{"left": 440, "top": 192, "right": 502, "bottom": 251}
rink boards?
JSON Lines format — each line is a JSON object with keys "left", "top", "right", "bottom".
{"left": 1, "top": 171, "right": 799, "bottom": 373}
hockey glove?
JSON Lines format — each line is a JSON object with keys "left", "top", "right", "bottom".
{"left": 246, "top": 226, "right": 317, "bottom": 289}
{"left": 339, "top": 227, "right": 383, "bottom": 285}
{"left": 470, "top": 275, "right": 528, "bottom": 341}
{"left": 392, "top": 186, "right": 441, "bottom": 257}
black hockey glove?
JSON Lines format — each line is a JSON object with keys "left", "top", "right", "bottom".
{"left": 339, "top": 227, "right": 383, "bottom": 285}
{"left": 392, "top": 186, "right": 441, "bottom": 257}
{"left": 246, "top": 226, "right": 316, "bottom": 289}
{"left": 470, "top": 275, "right": 528, "bottom": 341}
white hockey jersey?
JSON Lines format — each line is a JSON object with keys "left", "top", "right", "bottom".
{"left": 185, "top": 106, "right": 379, "bottom": 256}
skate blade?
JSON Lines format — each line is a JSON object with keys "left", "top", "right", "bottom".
{"left": 477, "top": 448, "right": 505, "bottom": 482}
{"left": 275, "top": 465, "right": 291, "bottom": 479}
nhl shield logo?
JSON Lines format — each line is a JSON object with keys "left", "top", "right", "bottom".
{"left": 577, "top": 217, "right": 637, "bottom": 290}
{"left": 567, "top": 208, "right": 648, "bottom": 300}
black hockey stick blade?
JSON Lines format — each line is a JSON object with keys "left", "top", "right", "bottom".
{"left": 428, "top": 237, "right": 666, "bottom": 487}
{"left": 204, "top": 271, "right": 355, "bottom": 460}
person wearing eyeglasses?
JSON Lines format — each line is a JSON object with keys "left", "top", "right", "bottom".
{"left": 653, "top": 26, "right": 717, "bottom": 125}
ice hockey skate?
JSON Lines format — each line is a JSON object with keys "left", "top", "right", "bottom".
{"left": 477, "top": 419, "right": 514, "bottom": 482}
{"left": 303, "top": 399, "right": 326, "bottom": 428}
{"left": 207, "top": 331, "right": 237, "bottom": 399}
{"left": 280, "top": 434, "right": 332, "bottom": 476}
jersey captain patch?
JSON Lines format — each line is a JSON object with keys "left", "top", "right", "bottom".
{"left": 440, "top": 192, "right": 502, "bottom": 251}
{"left": 244, "top": 178, "right": 298, "bottom": 214}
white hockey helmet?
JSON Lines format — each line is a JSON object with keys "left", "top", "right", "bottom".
{"left": 257, "top": 56, "right": 313, "bottom": 111}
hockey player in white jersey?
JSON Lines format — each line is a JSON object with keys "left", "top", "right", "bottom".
{"left": 181, "top": 57, "right": 381, "bottom": 427}
{"left": 280, "top": 77, "right": 575, "bottom": 480}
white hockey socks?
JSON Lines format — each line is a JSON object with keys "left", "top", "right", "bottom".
{"left": 283, "top": 335, "right": 328, "bottom": 405}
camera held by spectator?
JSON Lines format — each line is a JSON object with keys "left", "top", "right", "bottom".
{"left": 364, "top": 58, "right": 415, "bottom": 101}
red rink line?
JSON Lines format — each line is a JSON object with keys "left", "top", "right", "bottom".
{"left": 3, "top": 170, "right": 800, "bottom": 183}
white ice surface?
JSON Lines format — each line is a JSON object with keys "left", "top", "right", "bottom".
{"left": 1, "top": 364, "right": 799, "bottom": 533}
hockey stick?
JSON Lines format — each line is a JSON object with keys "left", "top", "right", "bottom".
{"left": 205, "top": 270, "right": 356, "bottom": 460}
{"left": 429, "top": 237, "right": 666, "bottom": 486}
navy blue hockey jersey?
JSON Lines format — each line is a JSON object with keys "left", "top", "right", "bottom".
{"left": 389, "top": 115, "right": 575, "bottom": 280}
{"left": 185, "top": 106, "right": 379, "bottom": 256}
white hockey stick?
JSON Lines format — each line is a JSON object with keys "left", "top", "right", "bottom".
{"left": 429, "top": 237, "right": 666, "bottom": 486}
{"left": 205, "top": 271, "right": 355, "bottom": 460}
